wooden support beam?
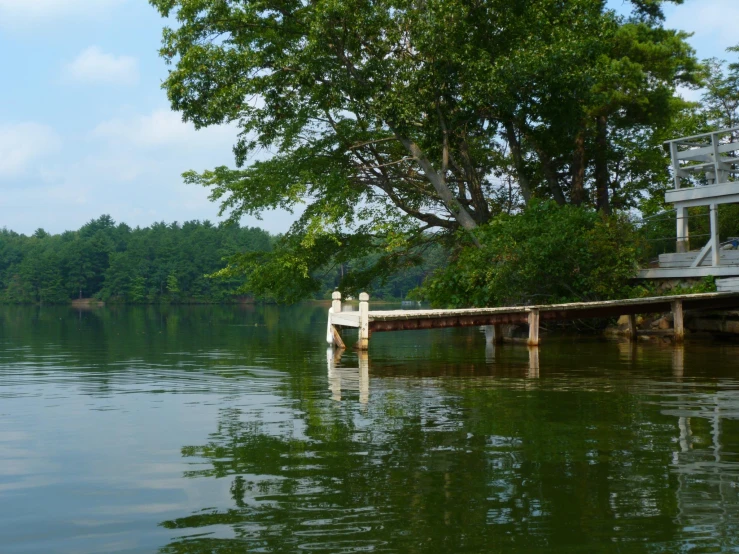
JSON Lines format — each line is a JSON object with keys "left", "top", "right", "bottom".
{"left": 331, "top": 325, "right": 346, "bottom": 349}
{"left": 370, "top": 312, "right": 527, "bottom": 333}
{"left": 527, "top": 309, "right": 540, "bottom": 346}
{"left": 672, "top": 300, "right": 685, "bottom": 343}
{"left": 356, "top": 292, "right": 370, "bottom": 350}
{"left": 690, "top": 239, "right": 714, "bottom": 268}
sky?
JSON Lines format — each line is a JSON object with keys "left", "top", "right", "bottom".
{"left": 0, "top": 0, "right": 737, "bottom": 236}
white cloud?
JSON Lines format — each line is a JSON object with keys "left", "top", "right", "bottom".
{"left": 0, "top": 123, "right": 61, "bottom": 179}
{"left": 63, "top": 47, "right": 139, "bottom": 86}
{"left": 92, "top": 109, "right": 237, "bottom": 148}
{"left": 0, "top": 0, "right": 124, "bottom": 22}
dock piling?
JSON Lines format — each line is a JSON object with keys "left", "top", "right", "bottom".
{"left": 527, "top": 309, "right": 540, "bottom": 347}
{"left": 484, "top": 325, "right": 504, "bottom": 344}
{"left": 357, "top": 292, "right": 370, "bottom": 350}
{"left": 672, "top": 299, "right": 685, "bottom": 342}
{"left": 627, "top": 314, "right": 638, "bottom": 342}
{"left": 329, "top": 291, "right": 345, "bottom": 348}
{"left": 332, "top": 290, "right": 342, "bottom": 313}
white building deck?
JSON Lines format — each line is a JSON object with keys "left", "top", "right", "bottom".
{"left": 638, "top": 127, "right": 739, "bottom": 280}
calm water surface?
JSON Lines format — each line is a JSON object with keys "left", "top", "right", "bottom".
{"left": 1, "top": 304, "right": 738, "bottom": 553}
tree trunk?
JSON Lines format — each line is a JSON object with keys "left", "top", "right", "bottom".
{"left": 594, "top": 115, "right": 610, "bottom": 214}
{"left": 503, "top": 121, "right": 533, "bottom": 203}
{"left": 524, "top": 129, "right": 566, "bottom": 206}
{"left": 458, "top": 139, "right": 491, "bottom": 224}
{"left": 571, "top": 128, "right": 586, "bottom": 206}
{"left": 395, "top": 134, "right": 479, "bottom": 232}
{"left": 539, "top": 156, "right": 567, "bottom": 206}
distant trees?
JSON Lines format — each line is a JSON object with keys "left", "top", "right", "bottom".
{"left": 0, "top": 215, "right": 437, "bottom": 304}
{"left": 0, "top": 216, "right": 274, "bottom": 304}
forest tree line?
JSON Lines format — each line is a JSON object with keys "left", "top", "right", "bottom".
{"left": 0, "top": 215, "right": 441, "bottom": 304}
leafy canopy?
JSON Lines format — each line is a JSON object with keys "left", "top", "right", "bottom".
{"left": 150, "top": 0, "right": 695, "bottom": 302}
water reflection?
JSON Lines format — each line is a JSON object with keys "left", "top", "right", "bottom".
{"left": 327, "top": 349, "right": 369, "bottom": 404}
{"left": 668, "top": 388, "right": 739, "bottom": 549}
{"left": 159, "top": 341, "right": 739, "bottom": 553}
{"left": 2, "top": 305, "right": 739, "bottom": 553}
{"left": 673, "top": 344, "right": 685, "bottom": 378}
{"left": 527, "top": 346, "right": 539, "bottom": 378}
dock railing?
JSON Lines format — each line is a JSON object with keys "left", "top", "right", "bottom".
{"left": 636, "top": 209, "right": 712, "bottom": 262}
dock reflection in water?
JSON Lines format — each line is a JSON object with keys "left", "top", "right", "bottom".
{"left": 327, "top": 348, "right": 369, "bottom": 404}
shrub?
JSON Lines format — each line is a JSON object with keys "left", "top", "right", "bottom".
{"left": 417, "top": 201, "right": 643, "bottom": 308}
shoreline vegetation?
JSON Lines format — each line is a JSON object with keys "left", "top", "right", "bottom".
{"left": 1, "top": 207, "right": 730, "bottom": 310}
{"left": 0, "top": 215, "right": 439, "bottom": 306}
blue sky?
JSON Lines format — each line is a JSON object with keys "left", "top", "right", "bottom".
{"left": 0, "top": 0, "right": 737, "bottom": 236}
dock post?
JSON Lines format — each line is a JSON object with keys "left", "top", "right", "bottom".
{"left": 627, "top": 314, "right": 638, "bottom": 342}
{"left": 332, "top": 290, "right": 342, "bottom": 313}
{"left": 527, "top": 309, "right": 540, "bottom": 347}
{"left": 672, "top": 299, "right": 685, "bottom": 342}
{"left": 357, "top": 292, "right": 370, "bottom": 350}
{"left": 710, "top": 204, "right": 720, "bottom": 267}
{"left": 676, "top": 206, "right": 689, "bottom": 253}
{"left": 485, "top": 324, "right": 504, "bottom": 344}
{"left": 326, "top": 308, "right": 334, "bottom": 345}
{"left": 329, "top": 291, "right": 345, "bottom": 348}
{"left": 494, "top": 324, "right": 504, "bottom": 344}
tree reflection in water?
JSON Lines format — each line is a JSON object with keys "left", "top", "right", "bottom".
{"left": 158, "top": 341, "right": 739, "bottom": 554}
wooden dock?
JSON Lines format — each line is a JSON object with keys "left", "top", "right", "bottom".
{"left": 326, "top": 291, "right": 739, "bottom": 350}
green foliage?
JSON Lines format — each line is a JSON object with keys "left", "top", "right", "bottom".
{"left": 166, "top": 272, "right": 180, "bottom": 296}
{"left": 665, "top": 276, "right": 718, "bottom": 296}
{"left": 701, "top": 48, "right": 739, "bottom": 131}
{"left": 418, "top": 202, "right": 642, "bottom": 308}
{"left": 0, "top": 216, "right": 272, "bottom": 305}
{"left": 130, "top": 276, "right": 147, "bottom": 303}
{"left": 149, "top": 0, "right": 698, "bottom": 300}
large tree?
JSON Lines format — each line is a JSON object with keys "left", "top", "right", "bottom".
{"left": 150, "top": 0, "right": 697, "bottom": 301}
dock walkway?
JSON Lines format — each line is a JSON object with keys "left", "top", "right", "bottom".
{"left": 327, "top": 291, "right": 739, "bottom": 350}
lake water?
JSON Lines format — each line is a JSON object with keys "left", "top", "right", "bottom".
{"left": 1, "top": 304, "right": 738, "bottom": 553}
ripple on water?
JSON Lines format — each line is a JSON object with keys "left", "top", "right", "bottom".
{"left": 2, "top": 307, "right": 739, "bottom": 553}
